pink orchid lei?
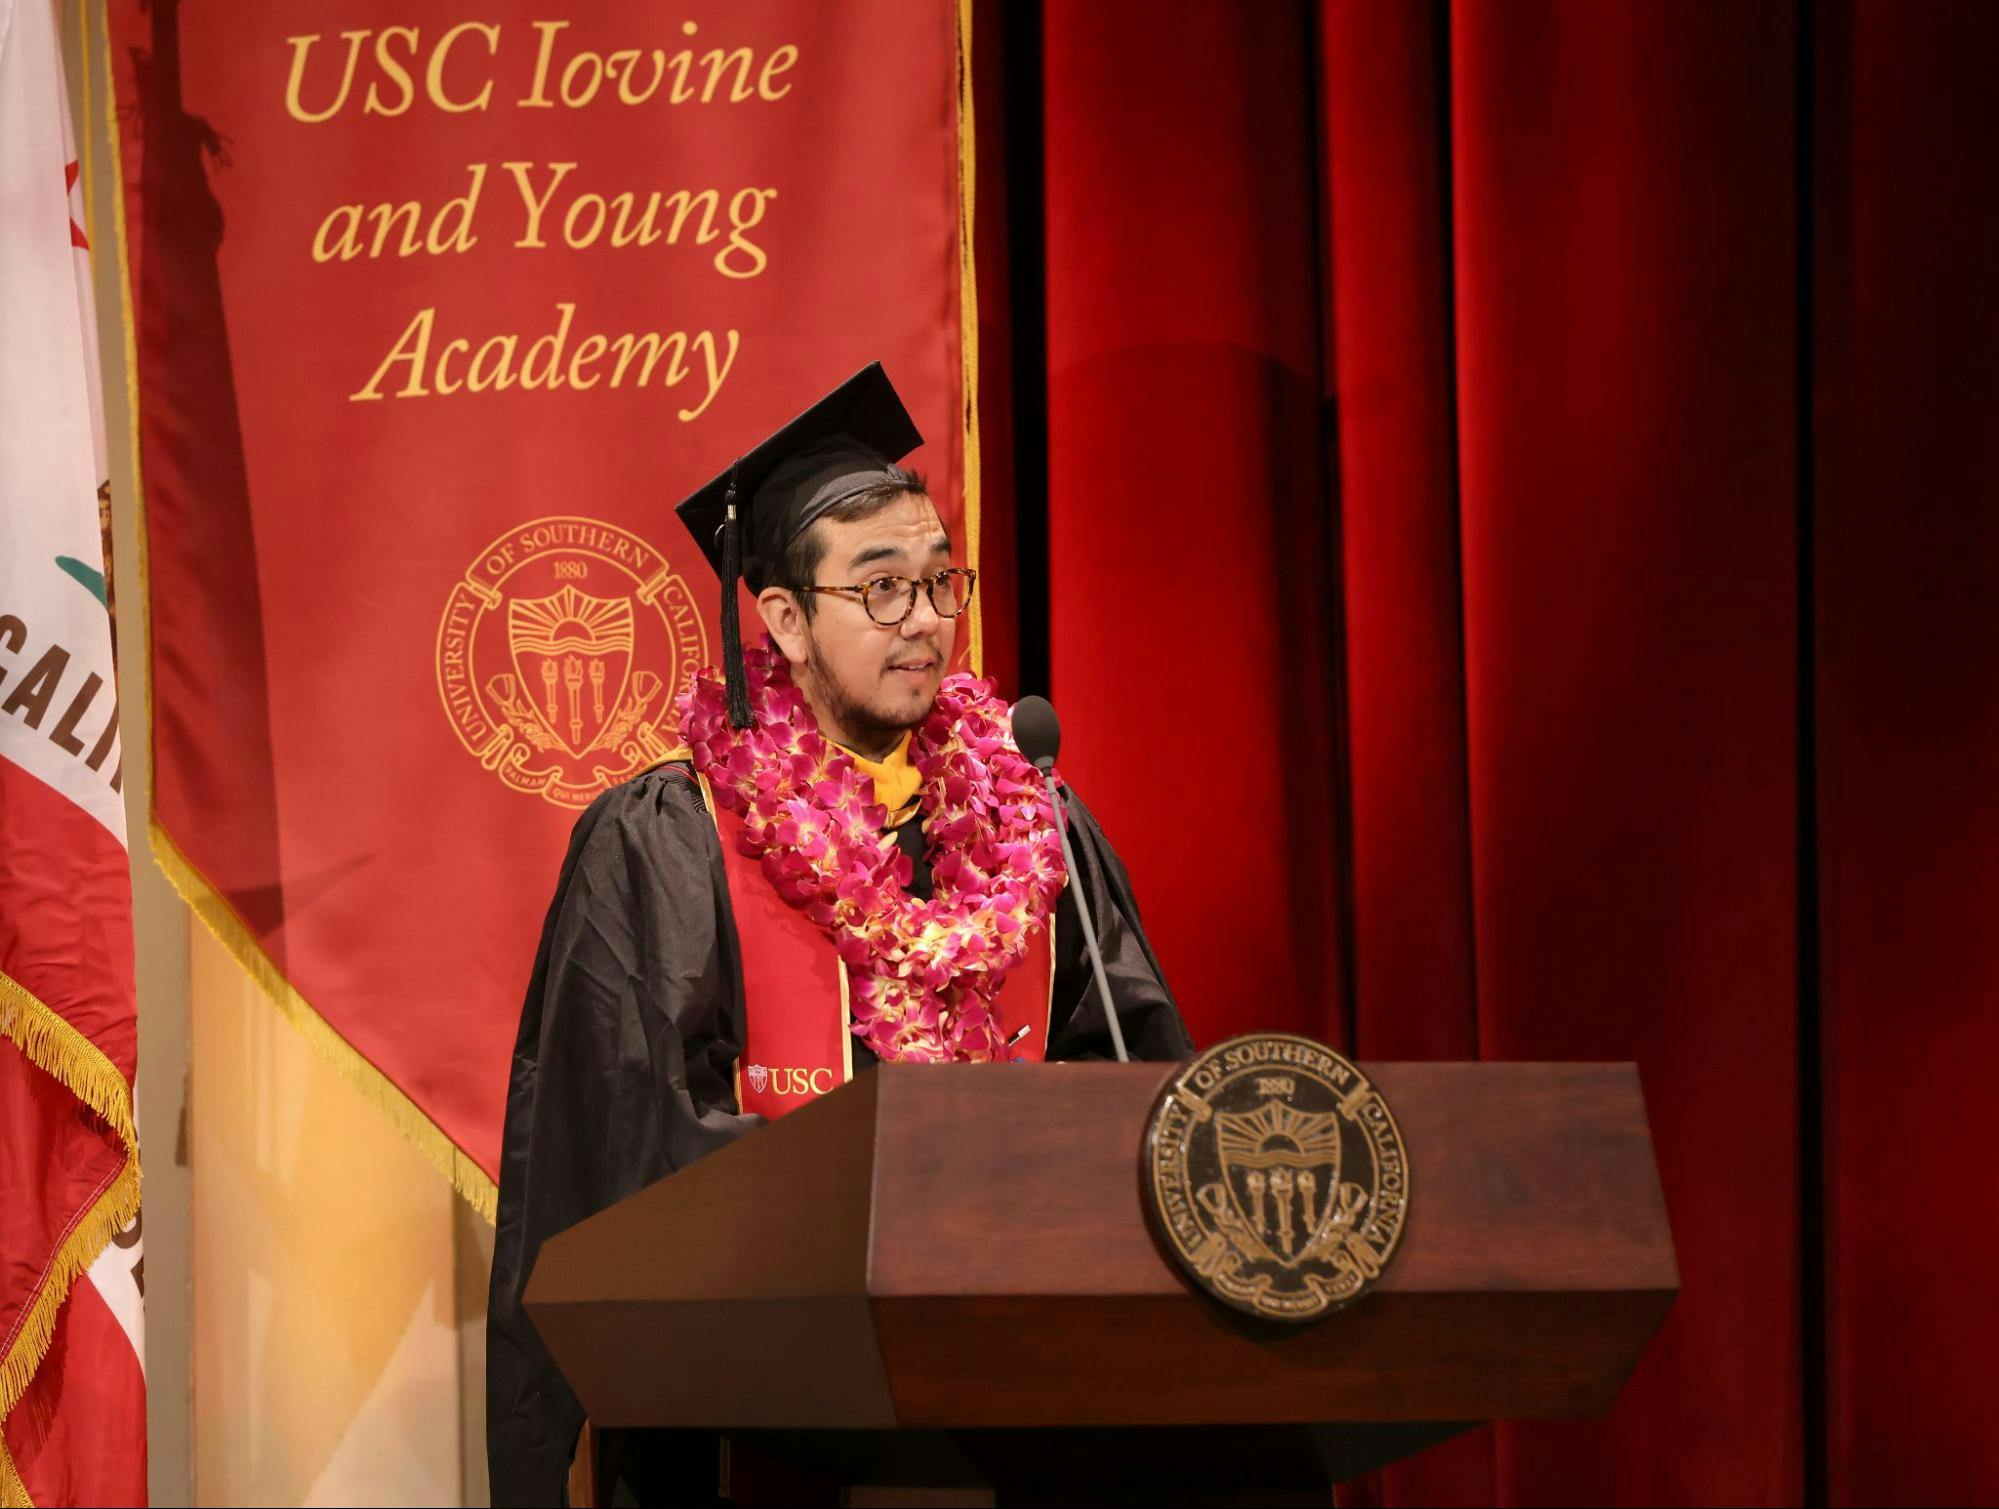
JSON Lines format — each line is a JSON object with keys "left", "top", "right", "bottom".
{"left": 676, "top": 639, "right": 1067, "bottom": 1063}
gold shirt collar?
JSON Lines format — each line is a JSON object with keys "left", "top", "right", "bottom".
{"left": 837, "top": 730, "right": 923, "bottom": 820}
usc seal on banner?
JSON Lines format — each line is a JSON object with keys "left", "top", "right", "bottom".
{"left": 436, "top": 516, "right": 709, "bottom": 806}
{"left": 1144, "top": 1033, "right": 1410, "bottom": 1322}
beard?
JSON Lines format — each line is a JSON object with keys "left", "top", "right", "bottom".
{"left": 804, "top": 632, "right": 937, "bottom": 751}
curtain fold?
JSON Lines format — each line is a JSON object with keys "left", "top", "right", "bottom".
{"left": 1317, "top": 3, "right": 1489, "bottom": 1499}
{"left": 1449, "top": 3, "right": 1805, "bottom": 1503}
{"left": 1010, "top": 0, "right": 1999, "bottom": 1503}
{"left": 1041, "top": 0, "right": 1345, "bottom": 1047}
{"left": 1812, "top": 4, "right": 1999, "bottom": 1503}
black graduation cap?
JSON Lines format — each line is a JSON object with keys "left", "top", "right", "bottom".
{"left": 676, "top": 363, "right": 923, "bottom": 727}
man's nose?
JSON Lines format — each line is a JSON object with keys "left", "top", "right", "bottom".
{"left": 902, "top": 586, "right": 942, "bottom": 635}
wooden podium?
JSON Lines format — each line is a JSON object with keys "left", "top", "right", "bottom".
{"left": 524, "top": 1061, "right": 1676, "bottom": 1498}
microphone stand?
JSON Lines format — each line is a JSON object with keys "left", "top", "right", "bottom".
{"left": 1032, "top": 762, "right": 1130, "bottom": 1064}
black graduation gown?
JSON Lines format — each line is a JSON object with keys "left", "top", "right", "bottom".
{"left": 486, "top": 762, "right": 1191, "bottom": 1507}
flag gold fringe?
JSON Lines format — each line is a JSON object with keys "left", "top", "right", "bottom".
{"left": 956, "top": 0, "right": 983, "bottom": 677}
{"left": 0, "top": 972, "right": 135, "bottom": 1151}
{"left": 0, "top": 19, "right": 137, "bottom": 1504}
{"left": 149, "top": 823, "right": 499, "bottom": 1222}
{"left": 0, "top": 1435, "right": 29, "bottom": 1509}
{"left": 0, "top": 968, "right": 143, "bottom": 1493}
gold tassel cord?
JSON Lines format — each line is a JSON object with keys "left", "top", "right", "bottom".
{"left": 956, "top": 0, "right": 983, "bottom": 677}
{"left": 0, "top": 968, "right": 143, "bottom": 1441}
{"left": 148, "top": 823, "right": 500, "bottom": 1222}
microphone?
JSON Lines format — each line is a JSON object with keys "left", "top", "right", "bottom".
{"left": 1010, "top": 696, "right": 1130, "bottom": 1063}
{"left": 1011, "top": 694, "right": 1061, "bottom": 769}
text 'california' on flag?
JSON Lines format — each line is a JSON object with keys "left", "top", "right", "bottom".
{"left": 0, "top": 0, "right": 147, "bottom": 1503}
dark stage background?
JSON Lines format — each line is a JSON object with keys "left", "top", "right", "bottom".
{"left": 969, "top": 2, "right": 1998, "bottom": 1505}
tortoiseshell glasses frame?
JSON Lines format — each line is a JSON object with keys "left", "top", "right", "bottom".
{"left": 795, "top": 567, "right": 979, "bottom": 627}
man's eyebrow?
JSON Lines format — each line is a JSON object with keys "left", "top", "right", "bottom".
{"left": 848, "top": 533, "right": 953, "bottom": 571}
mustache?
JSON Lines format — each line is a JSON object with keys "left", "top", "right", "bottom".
{"left": 884, "top": 645, "right": 943, "bottom": 672}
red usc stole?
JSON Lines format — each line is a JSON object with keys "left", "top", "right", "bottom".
{"left": 699, "top": 772, "right": 1054, "bottom": 1119}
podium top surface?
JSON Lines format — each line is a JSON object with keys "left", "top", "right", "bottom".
{"left": 525, "top": 1060, "right": 1676, "bottom": 1431}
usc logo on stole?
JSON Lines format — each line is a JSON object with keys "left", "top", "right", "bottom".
{"left": 744, "top": 1064, "right": 837, "bottom": 1097}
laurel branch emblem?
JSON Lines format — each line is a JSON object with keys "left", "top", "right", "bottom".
{"left": 1144, "top": 1033, "right": 1410, "bottom": 1321}
{"left": 436, "top": 516, "right": 709, "bottom": 808}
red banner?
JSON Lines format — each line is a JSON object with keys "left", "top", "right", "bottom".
{"left": 108, "top": 0, "right": 978, "bottom": 1210}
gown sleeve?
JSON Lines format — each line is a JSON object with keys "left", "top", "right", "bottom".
{"left": 1046, "top": 785, "right": 1195, "bottom": 1062}
{"left": 485, "top": 764, "right": 758, "bottom": 1507}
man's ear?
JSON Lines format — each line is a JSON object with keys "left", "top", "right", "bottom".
{"left": 756, "top": 586, "right": 810, "bottom": 667}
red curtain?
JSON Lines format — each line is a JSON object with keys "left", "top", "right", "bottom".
{"left": 1041, "top": 0, "right": 1346, "bottom": 1048}
{"left": 1813, "top": 5, "right": 1999, "bottom": 1504}
{"left": 983, "top": 0, "right": 1999, "bottom": 1503}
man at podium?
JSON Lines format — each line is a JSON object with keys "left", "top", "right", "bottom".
{"left": 487, "top": 364, "right": 1191, "bottom": 1505}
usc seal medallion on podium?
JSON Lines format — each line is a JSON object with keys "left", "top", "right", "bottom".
{"left": 1144, "top": 1033, "right": 1410, "bottom": 1321}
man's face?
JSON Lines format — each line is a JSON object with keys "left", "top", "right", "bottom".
{"left": 781, "top": 491, "right": 957, "bottom": 750}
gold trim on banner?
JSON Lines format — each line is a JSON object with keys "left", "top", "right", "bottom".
{"left": 149, "top": 825, "right": 499, "bottom": 1221}
{"left": 956, "top": 0, "right": 983, "bottom": 675}
{"left": 0, "top": 968, "right": 142, "bottom": 1452}
{"left": 99, "top": 50, "right": 498, "bottom": 1224}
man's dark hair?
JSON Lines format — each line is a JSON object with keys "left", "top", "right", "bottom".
{"left": 777, "top": 465, "right": 928, "bottom": 619}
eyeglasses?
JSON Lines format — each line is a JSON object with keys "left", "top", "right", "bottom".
{"left": 796, "top": 567, "right": 978, "bottom": 627}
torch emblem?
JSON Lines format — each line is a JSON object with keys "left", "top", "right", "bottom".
{"left": 507, "top": 586, "right": 634, "bottom": 757}
{"left": 436, "top": 516, "right": 709, "bottom": 808}
{"left": 1143, "top": 1034, "right": 1411, "bottom": 1322}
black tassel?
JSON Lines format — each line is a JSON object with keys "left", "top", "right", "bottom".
{"left": 720, "top": 465, "right": 753, "bottom": 729}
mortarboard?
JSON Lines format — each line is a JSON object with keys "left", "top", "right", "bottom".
{"left": 676, "top": 363, "right": 924, "bottom": 728}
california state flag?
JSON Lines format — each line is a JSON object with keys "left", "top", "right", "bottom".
{"left": 0, "top": 0, "right": 147, "bottom": 1502}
